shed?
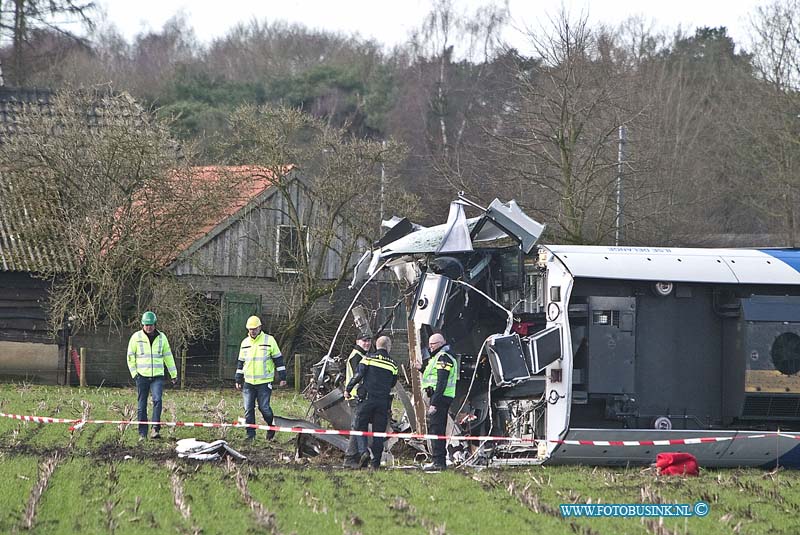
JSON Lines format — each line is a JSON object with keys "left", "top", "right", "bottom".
{"left": 0, "top": 88, "right": 71, "bottom": 383}
{"left": 169, "top": 166, "right": 369, "bottom": 382}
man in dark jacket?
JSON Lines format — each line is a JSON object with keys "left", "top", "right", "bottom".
{"left": 420, "top": 333, "right": 458, "bottom": 471}
{"left": 343, "top": 333, "right": 371, "bottom": 468}
{"left": 345, "top": 335, "right": 398, "bottom": 469}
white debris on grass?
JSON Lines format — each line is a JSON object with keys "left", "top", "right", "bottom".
{"left": 176, "top": 438, "right": 247, "bottom": 461}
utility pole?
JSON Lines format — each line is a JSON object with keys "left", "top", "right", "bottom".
{"left": 615, "top": 125, "right": 627, "bottom": 246}
{"left": 379, "top": 140, "right": 386, "bottom": 229}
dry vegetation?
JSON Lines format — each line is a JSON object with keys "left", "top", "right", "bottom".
{"left": 1, "top": 385, "right": 800, "bottom": 534}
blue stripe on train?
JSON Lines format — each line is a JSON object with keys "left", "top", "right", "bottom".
{"left": 760, "top": 249, "right": 800, "bottom": 274}
{"left": 761, "top": 442, "right": 800, "bottom": 469}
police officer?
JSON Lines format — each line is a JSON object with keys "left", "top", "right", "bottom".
{"left": 421, "top": 333, "right": 458, "bottom": 471}
{"left": 235, "top": 315, "right": 287, "bottom": 441}
{"left": 127, "top": 311, "right": 177, "bottom": 441}
{"left": 343, "top": 333, "right": 372, "bottom": 468}
{"left": 344, "top": 335, "right": 398, "bottom": 469}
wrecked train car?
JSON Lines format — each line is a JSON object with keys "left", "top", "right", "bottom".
{"left": 343, "top": 196, "right": 800, "bottom": 468}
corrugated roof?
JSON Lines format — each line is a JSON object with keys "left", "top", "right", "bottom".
{"left": 0, "top": 175, "right": 74, "bottom": 273}
{"left": 0, "top": 87, "right": 53, "bottom": 143}
{"left": 0, "top": 88, "right": 77, "bottom": 273}
{"left": 0, "top": 86, "right": 287, "bottom": 273}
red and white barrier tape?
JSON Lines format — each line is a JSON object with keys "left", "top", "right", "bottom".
{"left": 1, "top": 411, "right": 798, "bottom": 445}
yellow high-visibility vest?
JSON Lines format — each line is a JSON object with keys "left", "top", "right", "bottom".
{"left": 345, "top": 347, "right": 368, "bottom": 397}
{"left": 238, "top": 332, "right": 281, "bottom": 385}
{"left": 421, "top": 351, "right": 457, "bottom": 398}
{"left": 127, "top": 330, "right": 177, "bottom": 379}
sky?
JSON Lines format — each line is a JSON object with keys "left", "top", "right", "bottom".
{"left": 98, "top": 0, "right": 765, "bottom": 52}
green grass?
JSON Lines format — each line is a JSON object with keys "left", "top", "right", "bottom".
{"left": 502, "top": 465, "right": 800, "bottom": 534}
{"left": 0, "top": 453, "right": 38, "bottom": 532}
{"left": 0, "top": 383, "right": 311, "bottom": 451}
{"left": 3, "top": 385, "right": 800, "bottom": 534}
{"left": 183, "top": 464, "right": 259, "bottom": 534}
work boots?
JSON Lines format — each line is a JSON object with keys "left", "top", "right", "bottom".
{"left": 343, "top": 456, "right": 360, "bottom": 469}
{"left": 266, "top": 419, "right": 276, "bottom": 441}
{"left": 422, "top": 462, "right": 446, "bottom": 472}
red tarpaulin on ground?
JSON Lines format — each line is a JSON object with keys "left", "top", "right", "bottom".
{"left": 656, "top": 452, "right": 699, "bottom": 476}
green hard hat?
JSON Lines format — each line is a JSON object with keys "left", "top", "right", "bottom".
{"left": 141, "top": 311, "right": 157, "bottom": 325}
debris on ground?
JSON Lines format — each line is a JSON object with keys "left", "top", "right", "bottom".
{"left": 175, "top": 438, "right": 247, "bottom": 461}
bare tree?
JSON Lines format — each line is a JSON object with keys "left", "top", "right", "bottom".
{"left": 0, "top": 0, "right": 94, "bottom": 85}
{"left": 743, "top": 0, "right": 800, "bottom": 245}
{"left": 219, "top": 104, "right": 418, "bottom": 357}
{"left": 483, "top": 11, "right": 649, "bottom": 244}
{"left": 0, "top": 88, "right": 234, "bottom": 347}
{"left": 390, "top": 0, "right": 509, "bottom": 211}
{"left": 750, "top": 0, "right": 800, "bottom": 91}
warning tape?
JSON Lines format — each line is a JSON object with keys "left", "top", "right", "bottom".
{"left": 1, "top": 411, "right": 799, "bottom": 446}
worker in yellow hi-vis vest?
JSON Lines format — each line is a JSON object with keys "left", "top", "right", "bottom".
{"left": 343, "top": 333, "right": 372, "bottom": 468}
{"left": 235, "top": 315, "right": 287, "bottom": 441}
{"left": 127, "top": 311, "right": 177, "bottom": 441}
{"left": 420, "top": 332, "right": 458, "bottom": 471}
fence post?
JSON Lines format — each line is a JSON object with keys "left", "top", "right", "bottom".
{"left": 294, "top": 353, "right": 303, "bottom": 393}
{"left": 65, "top": 337, "right": 71, "bottom": 387}
{"left": 180, "top": 346, "right": 187, "bottom": 390}
{"left": 79, "top": 347, "right": 86, "bottom": 387}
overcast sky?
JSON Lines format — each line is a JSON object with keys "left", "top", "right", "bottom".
{"left": 98, "top": 0, "right": 764, "bottom": 52}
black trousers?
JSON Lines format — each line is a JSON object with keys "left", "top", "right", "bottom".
{"left": 427, "top": 401, "right": 451, "bottom": 466}
{"left": 354, "top": 396, "right": 390, "bottom": 466}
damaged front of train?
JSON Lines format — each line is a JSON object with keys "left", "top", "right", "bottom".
{"left": 343, "top": 195, "right": 575, "bottom": 466}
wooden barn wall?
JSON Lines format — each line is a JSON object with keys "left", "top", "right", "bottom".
{"left": 172, "top": 181, "right": 369, "bottom": 280}
{"left": 0, "top": 272, "right": 63, "bottom": 384}
{"left": 0, "top": 272, "right": 54, "bottom": 344}
{"left": 179, "top": 275, "right": 336, "bottom": 322}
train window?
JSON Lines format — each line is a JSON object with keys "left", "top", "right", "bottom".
{"left": 498, "top": 249, "right": 522, "bottom": 290}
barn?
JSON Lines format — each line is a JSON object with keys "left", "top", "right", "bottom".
{"left": 167, "top": 166, "right": 369, "bottom": 384}
{"left": 0, "top": 87, "right": 73, "bottom": 384}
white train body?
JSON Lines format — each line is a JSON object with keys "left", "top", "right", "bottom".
{"left": 359, "top": 199, "right": 800, "bottom": 467}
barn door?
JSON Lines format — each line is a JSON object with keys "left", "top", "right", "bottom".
{"left": 219, "top": 292, "right": 262, "bottom": 381}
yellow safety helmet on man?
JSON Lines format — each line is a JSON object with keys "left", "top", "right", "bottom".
{"left": 246, "top": 315, "right": 262, "bottom": 329}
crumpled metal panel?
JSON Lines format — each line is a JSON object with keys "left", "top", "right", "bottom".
{"left": 175, "top": 438, "right": 247, "bottom": 460}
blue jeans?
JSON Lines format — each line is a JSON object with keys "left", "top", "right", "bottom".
{"left": 345, "top": 399, "right": 368, "bottom": 458}
{"left": 136, "top": 375, "right": 164, "bottom": 437}
{"left": 243, "top": 382, "right": 273, "bottom": 439}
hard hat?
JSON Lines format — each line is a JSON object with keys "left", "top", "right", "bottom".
{"left": 141, "top": 311, "right": 157, "bottom": 325}
{"left": 246, "top": 315, "right": 262, "bottom": 329}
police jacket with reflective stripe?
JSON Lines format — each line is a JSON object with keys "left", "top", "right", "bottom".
{"left": 345, "top": 348, "right": 398, "bottom": 400}
{"left": 424, "top": 346, "right": 458, "bottom": 406}
{"left": 127, "top": 330, "right": 177, "bottom": 379}
{"left": 235, "top": 331, "right": 286, "bottom": 385}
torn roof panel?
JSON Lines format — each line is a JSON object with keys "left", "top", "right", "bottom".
{"left": 377, "top": 198, "right": 545, "bottom": 259}
{"left": 436, "top": 201, "right": 473, "bottom": 254}
{"left": 484, "top": 199, "right": 546, "bottom": 254}
{"left": 380, "top": 217, "right": 482, "bottom": 256}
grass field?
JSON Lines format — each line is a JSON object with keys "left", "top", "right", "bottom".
{"left": 1, "top": 384, "right": 800, "bottom": 534}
